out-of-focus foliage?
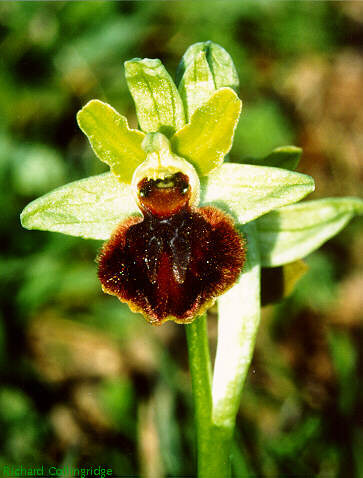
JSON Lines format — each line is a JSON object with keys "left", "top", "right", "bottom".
{"left": 1, "top": 2, "right": 362, "bottom": 477}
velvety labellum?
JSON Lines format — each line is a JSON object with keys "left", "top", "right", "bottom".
{"left": 98, "top": 173, "right": 245, "bottom": 324}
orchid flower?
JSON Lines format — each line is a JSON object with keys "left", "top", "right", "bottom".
{"left": 20, "top": 42, "right": 363, "bottom": 478}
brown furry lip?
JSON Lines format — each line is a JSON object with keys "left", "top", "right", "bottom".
{"left": 97, "top": 173, "right": 246, "bottom": 324}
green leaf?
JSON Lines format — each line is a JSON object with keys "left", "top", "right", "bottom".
{"left": 200, "top": 163, "right": 315, "bottom": 224}
{"left": 77, "top": 100, "right": 146, "bottom": 183}
{"left": 178, "top": 50, "right": 216, "bottom": 121}
{"left": 257, "top": 197, "right": 363, "bottom": 267}
{"left": 171, "top": 88, "right": 242, "bottom": 176}
{"left": 20, "top": 172, "right": 140, "bottom": 241}
{"left": 242, "top": 145, "right": 302, "bottom": 171}
{"left": 124, "top": 58, "right": 185, "bottom": 136}
{"left": 176, "top": 41, "right": 239, "bottom": 92}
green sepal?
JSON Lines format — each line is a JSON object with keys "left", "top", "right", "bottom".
{"left": 171, "top": 88, "right": 242, "bottom": 176}
{"left": 124, "top": 58, "right": 185, "bottom": 136}
{"left": 77, "top": 100, "right": 146, "bottom": 183}
{"left": 176, "top": 41, "right": 239, "bottom": 92}
{"left": 261, "top": 260, "right": 309, "bottom": 306}
{"left": 242, "top": 145, "right": 302, "bottom": 171}
{"left": 206, "top": 41, "right": 239, "bottom": 91}
{"left": 200, "top": 163, "right": 314, "bottom": 224}
{"left": 20, "top": 172, "right": 140, "bottom": 241}
{"left": 257, "top": 197, "right": 363, "bottom": 267}
{"left": 178, "top": 49, "right": 216, "bottom": 121}
{"left": 20, "top": 163, "right": 315, "bottom": 242}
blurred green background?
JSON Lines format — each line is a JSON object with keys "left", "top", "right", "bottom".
{"left": 1, "top": 1, "right": 362, "bottom": 477}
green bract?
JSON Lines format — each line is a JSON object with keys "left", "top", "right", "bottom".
{"left": 20, "top": 40, "right": 363, "bottom": 302}
{"left": 257, "top": 197, "right": 363, "bottom": 267}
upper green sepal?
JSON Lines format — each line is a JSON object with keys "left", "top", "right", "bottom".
{"left": 178, "top": 49, "right": 216, "bottom": 121}
{"left": 124, "top": 58, "right": 185, "bottom": 136}
{"left": 176, "top": 41, "right": 239, "bottom": 92}
{"left": 257, "top": 197, "right": 363, "bottom": 267}
{"left": 242, "top": 145, "right": 302, "bottom": 171}
{"left": 77, "top": 100, "right": 146, "bottom": 183}
{"left": 171, "top": 88, "right": 242, "bottom": 175}
{"left": 20, "top": 172, "right": 140, "bottom": 241}
{"left": 176, "top": 41, "right": 239, "bottom": 122}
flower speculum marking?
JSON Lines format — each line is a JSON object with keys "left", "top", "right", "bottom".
{"left": 98, "top": 164, "right": 245, "bottom": 324}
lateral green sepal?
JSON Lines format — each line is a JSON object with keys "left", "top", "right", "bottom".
{"left": 77, "top": 100, "right": 146, "bottom": 183}
{"left": 171, "top": 88, "right": 242, "bottom": 176}
{"left": 124, "top": 58, "right": 185, "bottom": 136}
{"left": 257, "top": 197, "right": 363, "bottom": 267}
{"left": 20, "top": 172, "right": 140, "bottom": 241}
{"left": 20, "top": 163, "right": 315, "bottom": 242}
{"left": 199, "top": 163, "right": 315, "bottom": 224}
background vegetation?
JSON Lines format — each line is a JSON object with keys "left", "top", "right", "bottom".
{"left": 1, "top": 2, "right": 362, "bottom": 477}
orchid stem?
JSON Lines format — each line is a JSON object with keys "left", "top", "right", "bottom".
{"left": 186, "top": 314, "right": 230, "bottom": 477}
{"left": 184, "top": 316, "right": 238, "bottom": 478}
{"left": 186, "top": 222, "right": 261, "bottom": 478}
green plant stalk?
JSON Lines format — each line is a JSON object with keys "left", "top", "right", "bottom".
{"left": 186, "top": 222, "right": 261, "bottom": 478}
{"left": 186, "top": 315, "right": 227, "bottom": 477}
{"left": 185, "top": 315, "right": 212, "bottom": 476}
